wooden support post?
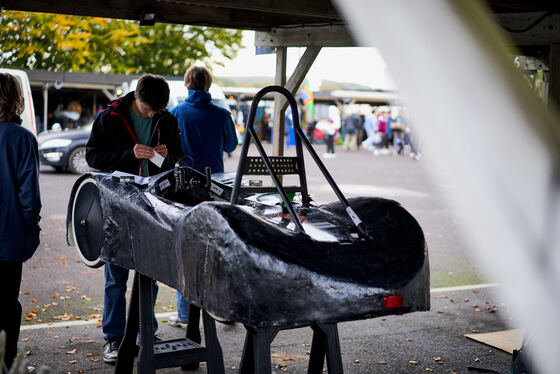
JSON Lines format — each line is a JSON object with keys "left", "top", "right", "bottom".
{"left": 42, "top": 84, "right": 48, "bottom": 132}
{"left": 549, "top": 44, "right": 560, "bottom": 110}
{"left": 282, "top": 47, "right": 322, "bottom": 111}
{"left": 272, "top": 46, "right": 322, "bottom": 157}
{"left": 273, "top": 47, "right": 287, "bottom": 157}
{"left": 92, "top": 93, "right": 97, "bottom": 118}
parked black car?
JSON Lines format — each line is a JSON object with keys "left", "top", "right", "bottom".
{"left": 38, "top": 122, "right": 93, "bottom": 174}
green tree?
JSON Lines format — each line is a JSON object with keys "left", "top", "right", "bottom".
{"left": 0, "top": 11, "right": 244, "bottom": 75}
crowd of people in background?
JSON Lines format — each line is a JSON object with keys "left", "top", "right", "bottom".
{"left": 310, "top": 105, "right": 422, "bottom": 160}
{"left": 229, "top": 100, "right": 422, "bottom": 162}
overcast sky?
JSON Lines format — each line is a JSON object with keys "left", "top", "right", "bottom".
{"left": 213, "top": 31, "right": 396, "bottom": 90}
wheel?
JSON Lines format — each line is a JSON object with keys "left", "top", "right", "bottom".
{"left": 71, "top": 177, "right": 104, "bottom": 268}
{"left": 67, "top": 146, "right": 92, "bottom": 174}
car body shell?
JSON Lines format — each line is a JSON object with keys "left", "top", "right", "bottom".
{"left": 66, "top": 167, "right": 430, "bottom": 328}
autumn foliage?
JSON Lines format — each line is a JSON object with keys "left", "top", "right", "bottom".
{"left": 0, "top": 11, "right": 244, "bottom": 75}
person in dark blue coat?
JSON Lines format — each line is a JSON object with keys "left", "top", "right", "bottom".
{"left": 168, "top": 65, "right": 237, "bottom": 327}
{"left": 0, "top": 72, "right": 41, "bottom": 370}
{"left": 170, "top": 66, "right": 237, "bottom": 175}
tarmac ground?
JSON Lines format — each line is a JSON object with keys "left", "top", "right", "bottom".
{"left": 19, "top": 285, "right": 515, "bottom": 373}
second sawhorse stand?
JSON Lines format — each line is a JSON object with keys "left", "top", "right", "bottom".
{"left": 239, "top": 323, "right": 344, "bottom": 374}
{"left": 114, "top": 271, "right": 225, "bottom": 374}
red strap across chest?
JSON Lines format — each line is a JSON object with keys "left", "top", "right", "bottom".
{"left": 110, "top": 111, "right": 146, "bottom": 176}
{"left": 111, "top": 112, "right": 138, "bottom": 144}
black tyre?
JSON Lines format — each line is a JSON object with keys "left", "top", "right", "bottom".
{"left": 67, "top": 146, "right": 92, "bottom": 174}
{"left": 71, "top": 177, "right": 104, "bottom": 268}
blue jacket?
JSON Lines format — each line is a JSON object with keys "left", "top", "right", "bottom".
{"left": 0, "top": 121, "right": 41, "bottom": 262}
{"left": 170, "top": 90, "right": 237, "bottom": 173}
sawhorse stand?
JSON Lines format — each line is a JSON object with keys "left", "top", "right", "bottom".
{"left": 114, "top": 272, "right": 225, "bottom": 374}
{"left": 239, "top": 323, "right": 344, "bottom": 374}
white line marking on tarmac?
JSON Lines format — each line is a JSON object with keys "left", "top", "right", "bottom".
{"left": 20, "top": 312, "right": 175, "bottom": 331}
{"left": 431, "top": 283, "right": 500, "bottom": 293}
{"left": 21, "top": 283, "right": 500, "bottom": 331}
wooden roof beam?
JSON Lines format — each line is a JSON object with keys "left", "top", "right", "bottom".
{"left": 256, "top": 25, "right": 355, "bottom": 47}
{"left": 1, "top": 0, "right": 339, "bottom": 29}
{"left": 157, "top": 0, "right": 341, "bottom": 20}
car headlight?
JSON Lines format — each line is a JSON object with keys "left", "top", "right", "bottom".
{"left": 42, "top": 152, "right": 64, "bottom": 162}
{"left": 40, "top": 138, "right": 72, "bottom": 149}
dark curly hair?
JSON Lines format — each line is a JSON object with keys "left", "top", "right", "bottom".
{"left": 135, "top": 74, "right": 170, "bottom": 111}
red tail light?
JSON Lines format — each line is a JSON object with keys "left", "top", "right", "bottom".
{"left": 382, "top": 294, "right": 404, "bottom": 308}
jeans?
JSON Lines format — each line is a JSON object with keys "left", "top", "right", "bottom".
{"left": 102, "top": 263, "right": 158, "bottom": 341}
{"left": 176, "top": 293, "right": 190, "bottom": 320}
{"left": 0, "top": 261, "right": 22, "bottom": 369}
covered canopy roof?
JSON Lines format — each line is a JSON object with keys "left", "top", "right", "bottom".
{"left": 1, "top": 0, "right": 342, "bottom": 30}
{"left": 1, "top": 0, "right": 558, "bottom": 31}
{"left": 3, "top": 0, "right": 559, "bottom": 55}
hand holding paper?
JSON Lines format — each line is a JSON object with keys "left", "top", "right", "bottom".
{"left": 153, "top": 144, "right": 168, "bottom": 158}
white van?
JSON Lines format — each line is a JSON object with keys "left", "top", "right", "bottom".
{"left": 128, "top": 79, "right": 231, "bottom": 112}
{"left": 0, "top": 68, "right": 37, "bottom": 135}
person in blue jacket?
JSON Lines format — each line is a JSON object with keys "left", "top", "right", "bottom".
{"left": 170, "top": 66, "right": 237, "bottom": 175}
{"left": 0, "top": 72, "right": 41, "bottom": 370}
{"left": 169, "top": 65, "right": 237, "bottom": 327}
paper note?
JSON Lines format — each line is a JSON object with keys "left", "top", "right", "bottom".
{"left": 150, "top": 151, "right": 165, "bottom": 168}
